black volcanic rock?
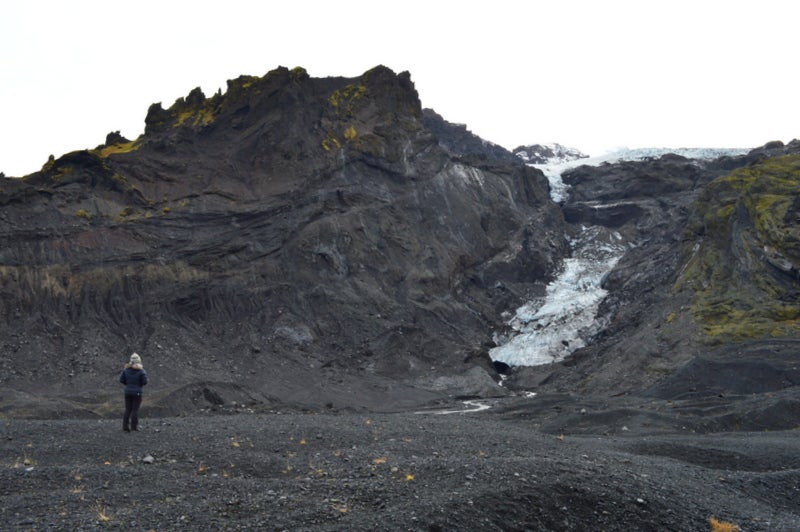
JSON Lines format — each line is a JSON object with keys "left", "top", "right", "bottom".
{"left": 3, "top": 75, "right": 800, "bottom": 532}
{"left": 0, "top": 65, "right": 567, "bottom": 416}
{"left": 562, "top": 153, "right": 704, "bottom": 203}
{"left": 422, "top": 108, "right": 521, "bottom": 165}
{"left": 102, "top": 130, "right": 130, "bottom": 147}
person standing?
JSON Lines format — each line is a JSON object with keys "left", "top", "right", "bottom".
{"left": 119, "top": 352, "right": 148, "bottom": 432}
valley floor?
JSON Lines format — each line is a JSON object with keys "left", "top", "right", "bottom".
{"left": 2, "top": 401, "right": 799, "bottom": 531}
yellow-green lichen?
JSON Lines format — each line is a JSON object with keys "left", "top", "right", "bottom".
{"left": 321, "top": 133, "right": 342, "bottom": 152}
{"left": 97, "top": 140, "right": 140, "bottom": 158}
{"left": 42, "top": 155, "right": 56, "bottom": 172}
{"left": 343, "top": 126, "right": 358, "bottom": 141}
{"left": 235, "top": 75, "right": 260, "bottom": 90}
{"left": 328, "top": 84, "right": 367, "bottom": 116}
{"left": 675, "top": 153, "right": 800, "bottom": 342}
{"left": 174, "top": 106, "right": 215, "bottom": 128}
{"left": 290, "top": 66, "right": 307, "bottom": 82}
{"left": 49, "top": 165, "right": 74, "bottom": 182}
{"left": 321, "top": 126, "right": 361, "bottom": 151}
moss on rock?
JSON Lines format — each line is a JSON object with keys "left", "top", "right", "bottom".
{"left": 676, "top": 154, "right": 800, "bottom": 342}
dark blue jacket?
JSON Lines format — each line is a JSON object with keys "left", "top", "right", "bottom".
{"left": 119, "top": 366, "right": 148, "bottom": 395}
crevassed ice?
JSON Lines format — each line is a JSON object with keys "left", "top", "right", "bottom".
{"left": 490, "top": 226, "right": 625, "bottom": 366}
{"left": 536, "top": 164, "right": 570, "bottom": 203}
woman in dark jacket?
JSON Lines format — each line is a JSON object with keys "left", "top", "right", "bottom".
{"left": 119, "top": 352, "right": 148, "bottom": 432}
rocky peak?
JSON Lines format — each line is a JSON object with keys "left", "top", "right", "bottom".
{"left": 128, "top": 65, "right": 438, "bottom": 202}
{"left": 0, "top": 65, "right": 567, "bottom": 417}
{"left": 103, "top": 130, "right": 130, "bottom": 146}
{"left": 142, "top": 64, "right": 423, "bottom": 140}
{"left": 512, "top": 143, "right": 587, "bottom": 164}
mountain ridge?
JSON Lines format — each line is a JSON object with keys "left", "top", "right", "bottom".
{"left": 0, "top": 65, "right": 798, "bottom": 430}
{"left": 2, "top": 65, "right": 798, "bottom": 532}
{"left": 512, "top": 142, "right": 587, "bottom": 164}
{"left": 0, "top": 65, "right": 567, "bottom": 417}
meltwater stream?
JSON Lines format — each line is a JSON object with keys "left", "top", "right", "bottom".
{"left": 489, "top": 147, "right": 748, "bottom": 367}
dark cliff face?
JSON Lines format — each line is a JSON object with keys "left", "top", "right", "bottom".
{"left": 0, "top": 66, "right": 567, "bottom": 416}
{"left": 5, "top": 65, "right": 794, "bottom": 421}
{"left": 421, "top": 109, "right": 521, "bottom": 165}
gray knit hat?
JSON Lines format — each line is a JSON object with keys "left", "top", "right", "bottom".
{"left": 129, "top": 353, "right": 142, "bottom": 366}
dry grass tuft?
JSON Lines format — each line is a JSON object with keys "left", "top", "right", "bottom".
{"left": 93, "top": 502, "right": 111, "bottom": 523}
{"left": 709, "top": 516, "right": 739, "bottom": 532}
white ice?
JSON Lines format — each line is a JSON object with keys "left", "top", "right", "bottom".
{"left": 490, "top": 147, "right": 747, "bottom": 367}
{"left": 490, "top": 226, "right": 625, "bottom": 366}
{"left": 533, "top": 146, "right": 749, "bottom": 204}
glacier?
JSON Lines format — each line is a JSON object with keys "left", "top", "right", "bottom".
{"left": 490, "top": 224, "right": 626, "bottom": 366}
{"left": 490, "top": 146, "right": 749, "bottom": 367}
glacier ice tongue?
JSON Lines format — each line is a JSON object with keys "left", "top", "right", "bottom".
{"left": 490, "top": 146, "right": 749, "bottom": 367}
{"left": 490, "top": 146, "right": 748, "bottom": 367}
{"left": 490, "top": 226, "right": 625, "bottom": 367}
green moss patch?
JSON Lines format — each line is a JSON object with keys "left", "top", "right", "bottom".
{"left": 328, "top": 83, "right": 367, "bottom": 116}
{"left": 174, "top": 106, "right": 215, "bottom": 128}
{"left": 676, "top": 154, "right": 800, "bottom": 342}
{"left": 97, "top": 140, "right": 141, "bottom": 158}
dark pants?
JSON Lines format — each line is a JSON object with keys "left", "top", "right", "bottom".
{"left": 123, "top": 393, "right": 143, "bottom": 431}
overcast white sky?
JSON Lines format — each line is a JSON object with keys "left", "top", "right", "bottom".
{"left": 1, "top": 0, "right": 798, "bottom": 176}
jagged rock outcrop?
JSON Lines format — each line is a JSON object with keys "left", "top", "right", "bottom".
{"left": 422, "top": 109, "right": 521, "bottom": 165}
{"left": 0, "top": 65, "right": 568, "bottom": 416}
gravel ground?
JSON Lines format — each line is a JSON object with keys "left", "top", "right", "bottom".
{"left": 2, "top": 400, "right": 799, "bottom": 531}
